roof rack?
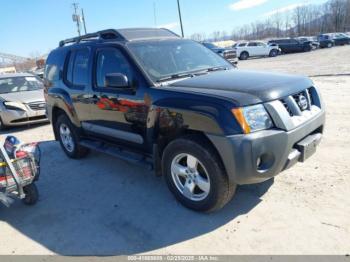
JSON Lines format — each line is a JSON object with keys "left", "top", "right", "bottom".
{"left": 59, "top": 29, "right": 125, "bottom": 47}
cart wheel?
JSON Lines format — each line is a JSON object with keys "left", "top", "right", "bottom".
{"left": 22, "top": 183, "right": 39, "bottom": 205}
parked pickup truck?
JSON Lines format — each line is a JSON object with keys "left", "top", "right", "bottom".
{"left": 201, "top": 42, "right": 238, "bottom": 65}
{"left": 44, "top": 28, "right": 325, "bottom": 212}
{"left": 268, "top": 38, "right": 313, "bottom": 53}
{"left": 233, "top": 41, "right": 280, "bottom": 60}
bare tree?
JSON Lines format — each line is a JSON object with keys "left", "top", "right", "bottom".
{"left": 198, "top": 0, "right": 350, "bottom": 43}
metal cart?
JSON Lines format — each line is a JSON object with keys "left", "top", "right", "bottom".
{"left": 0, "top": 141, "right": 39, "bottom": 207}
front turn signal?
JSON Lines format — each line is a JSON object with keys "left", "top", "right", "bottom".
{"left": 232, "top": 108, "right": 251, "bottom": 134}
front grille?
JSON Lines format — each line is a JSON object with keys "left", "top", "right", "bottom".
{"left": 11, "top": 115, "right": 47, "bottom": 123}
{"left": 281, "top": 88, "right": 315, "bottom": 116}
{"left": 282, "top": 101, "right": 293, "bottom": 116}
{"left": 223, "top": 50, "right": 237, "bottom": 59}
{"left": 265, "top": 86, "right": 322, "bottom": 131}
{"left": 27, "top": 102, "right": 46, "bottom": 111}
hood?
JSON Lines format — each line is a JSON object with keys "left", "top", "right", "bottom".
{"left": 168, "top": 70, "right": 313, "bottom": 106}
{"left": 0, "top": 89, "right": 45, "bottom": 104}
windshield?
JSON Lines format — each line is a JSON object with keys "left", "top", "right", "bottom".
{"left": 128, "top": 40, "right": 232, "bottom": 82}
{"left": 0, "top": 76, "right": 43, "bottom": 94}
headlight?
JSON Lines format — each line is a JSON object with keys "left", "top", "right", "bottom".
{"left": 3, "top": 101, "right": 26, "bottom": 111}
{"left": 232, "top": 104, "right": 273, "bottom": 134}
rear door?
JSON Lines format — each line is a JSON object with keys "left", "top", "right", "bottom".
{"left": 246, "top": 42, "right": 259, "bottom": 56}
{"left": 256, "top": 42, "right": 268, "bottom": 56}
{"left": 63, "top": 47, "right": 93, "bottom": 122}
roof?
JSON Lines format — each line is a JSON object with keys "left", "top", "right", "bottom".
{"left": 0, "top": 73, "right": 35, "bottom": 79}
{"left": 59, "top": 28, "right": 181, "bottom": 47}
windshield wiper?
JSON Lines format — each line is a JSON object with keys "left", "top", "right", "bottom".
{"left": 156, "top": 66, "right": 229, "bottom": 83}
{"left": 156, "top": 73, "right": 195, "bottom": 82}
{"left": 207, "top": 66, "right": 229, "bottom": 72}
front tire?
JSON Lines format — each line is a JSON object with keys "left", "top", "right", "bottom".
{"left": 55, "top": 114, "right": 89, "bottom": 159}
{"left": 269, "top": 49, "right": 278, "bottom": 57}
{"left": 162, "top": 136, "right": 236, "bottom": 212}
{"left": 239, "top": 52, "right": 249, "bottom": 60}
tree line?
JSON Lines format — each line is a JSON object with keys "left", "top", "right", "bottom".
{"left": 190, "top": 0, "right": 350, "bottom": 42}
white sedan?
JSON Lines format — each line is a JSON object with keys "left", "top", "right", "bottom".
{"left": 233, "top": 41, "right": 281, "bottom": 60}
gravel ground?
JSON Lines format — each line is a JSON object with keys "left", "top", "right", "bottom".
{"left": 0, "top": 46, "right": 349, "bottom": 255}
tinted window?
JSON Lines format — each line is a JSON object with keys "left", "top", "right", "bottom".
{"left": 247, "top": 42, "right": 257, "bottom": 47}
{"left": 95, "top": 48, "right": 133, "bottom": 88}
{"left": 45, "top": 64, "right": 59, "bottom": 82}
{"left": 45, "top": 50, "right": 65, "bottom": 82}
{"left": 66, "top": 49, "right": 90, "bottom": 87}
{"left": 238, "top": 43, "right": 247, "bottom": 47}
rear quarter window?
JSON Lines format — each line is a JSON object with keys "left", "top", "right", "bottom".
{"left": 64, "top": 48, "right": 91, "bottom": 88}
{"left": 45, "top": 50, "right": 66, "bottom": 82}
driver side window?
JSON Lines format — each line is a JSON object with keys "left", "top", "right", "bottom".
{"left": 95, "top": 48, "right": 133, "bottom": 88}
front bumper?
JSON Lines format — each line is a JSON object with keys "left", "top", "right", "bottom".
{"left": 1, "top": 108, "right": 48, "bottom": 126}
{"left": 207, "top": 110, "right": 325, "bottom": 185}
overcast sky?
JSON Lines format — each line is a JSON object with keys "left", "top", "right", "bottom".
{"left": 0, "top": 0, "right": 326, "bottom": 57}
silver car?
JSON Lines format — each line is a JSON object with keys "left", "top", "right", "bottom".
{"left": 0, "top": 73, "right": 48, "bottom": 129}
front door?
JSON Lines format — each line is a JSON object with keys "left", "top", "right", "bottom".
{"left": 84, "top": 46, "right": 150, "bottom": 152}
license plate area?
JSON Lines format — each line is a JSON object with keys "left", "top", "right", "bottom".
{"left": 295, "top": 133, "right": 322, "bottom": 162}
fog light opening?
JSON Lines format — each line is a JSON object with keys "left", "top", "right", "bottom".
{"left": 256, "top": 153, "right": 275, "bottom": 173}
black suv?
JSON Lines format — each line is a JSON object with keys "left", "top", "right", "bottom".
{"left": 318, "top": 33, "right": 350, "bottom": 46}
{"left": 268, "top": 38, "right": 313, "bottom": 53}
{"left": 44, "top": 28, "right": 325, "bottom": 212}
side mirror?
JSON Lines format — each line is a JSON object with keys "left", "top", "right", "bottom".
{"left": 105, "top": 73, "right": 129, "bottom": 88}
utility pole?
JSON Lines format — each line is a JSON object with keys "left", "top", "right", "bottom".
{"left": 81, "top": 8, "right": 87, "bottom": 34}
{"left": 177, "top": 0, "right": 184, "bottom": 37}
{"left": 153, "top": 2, "right": 158, "bottom": 27}
{"left": 72, "top": 3, "right": 81, "bottom": 36}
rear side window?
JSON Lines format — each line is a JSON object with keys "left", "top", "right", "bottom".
{"left": 65, "top": 48, "right": 90, "bottom": 87}
{"left": 247, "top": 42, "right": 257, "bottom": 47}
{"left": 238, "top": 43, "right": 247, "bottom": 47}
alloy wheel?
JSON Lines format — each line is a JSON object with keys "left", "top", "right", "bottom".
{"left": 59, "top": 123, "right": 75, "bottom": 153}
{"left": 171, "top": 153, "right": 211, "bottom": 201}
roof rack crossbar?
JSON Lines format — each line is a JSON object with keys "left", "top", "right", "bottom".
{"left": 59, "top": 29, "right": 125, "bottom": 47}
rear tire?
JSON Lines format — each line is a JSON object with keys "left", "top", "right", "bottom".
{"left": 22, "top": 183, "right": 39, "bottom": 205}
{"left": 239, "top": 52, "right": 249, "bottom": 60}
{"left": 162, "top": 136, "right": 236, "bottom": 212}
{"left": 55, "top": 114, "right": 89, "bottom": 159}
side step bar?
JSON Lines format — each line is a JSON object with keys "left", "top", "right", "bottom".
{"left": 79, "top": 139, "right": 153, "bottom": 170}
